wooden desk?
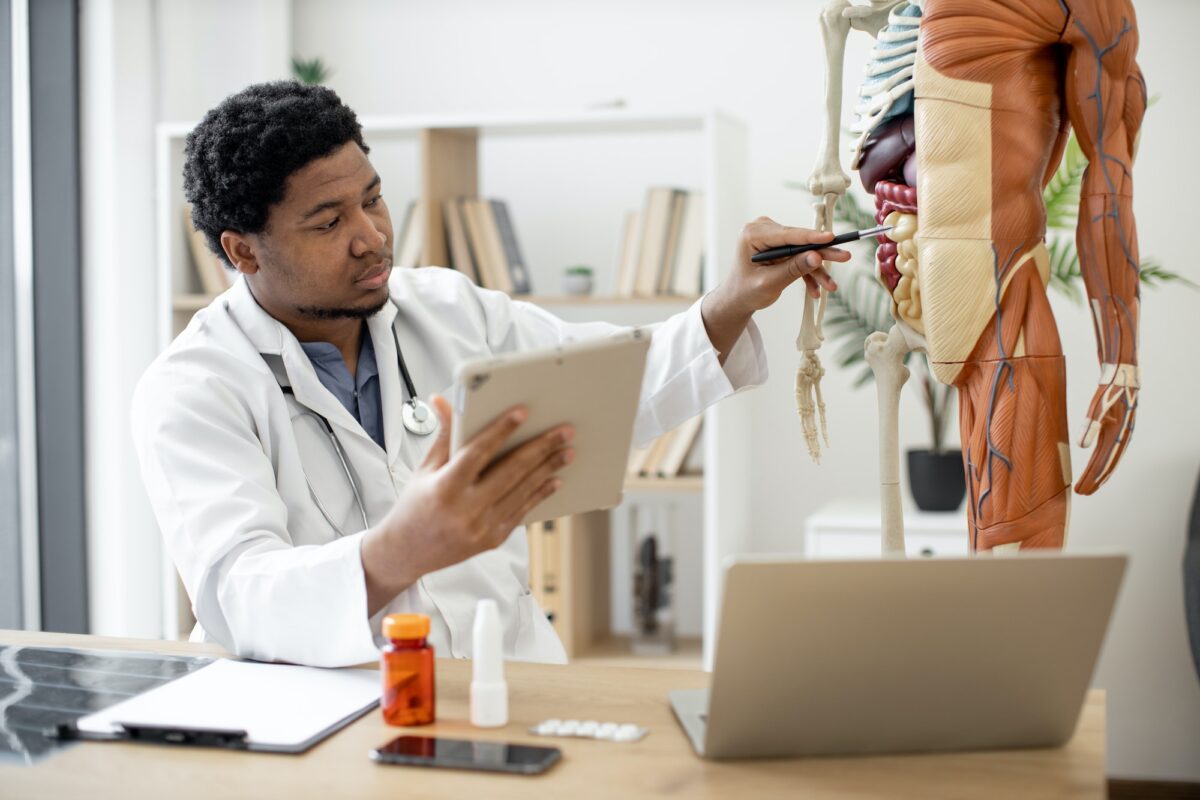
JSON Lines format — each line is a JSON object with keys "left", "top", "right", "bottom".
{"left": 1, "top": 631, "right": 1106, "bottom": 799}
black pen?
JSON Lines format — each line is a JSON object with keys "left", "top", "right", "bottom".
{"left": 750, "top": 224, "right": 894, "bottom": 263}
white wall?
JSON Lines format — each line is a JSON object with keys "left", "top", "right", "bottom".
{"left": 291, "top": 0, "right": 1200, "bottom": 780}
{"left": 80, "top": 0, "right": 291, "bottom": 638}
{"left": 78, "top": 0, "right": 1199, "bottom": 781}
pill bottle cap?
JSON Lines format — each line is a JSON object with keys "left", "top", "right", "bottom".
{"left": 383, "top": 613, "right": 430, "bottom": 641}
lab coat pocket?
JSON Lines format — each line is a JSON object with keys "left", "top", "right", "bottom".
{"left": 287, "top": 411, "right": 361, "bottom": 537}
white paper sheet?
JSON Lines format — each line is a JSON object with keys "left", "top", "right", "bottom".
{"left": 75, "top": 658, "right": 380, "bottom": 749}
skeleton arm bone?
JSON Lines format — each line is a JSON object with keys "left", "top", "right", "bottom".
{"left": 795, "top": 196, "right": 837, "bottom": 461}
{"left": 808, "top": 0, "right": 905, "bottom": 194}
{"left": 798, "top": 1, "right": 899, "bottom": 462}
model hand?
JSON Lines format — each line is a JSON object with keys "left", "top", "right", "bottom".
{"left": 362, "top": 396, "right": 573, "bottom": 612}
{"left": 1075, "top": 381, "right": 1138, "bottom": 496}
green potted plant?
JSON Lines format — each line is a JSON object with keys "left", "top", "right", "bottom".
{"left": 810, "top": 130, "right": 1193, "bottom": 511}
{"left": 291, "top": 57, "right": 330, "bottom": 86}
{"left": 562, "top": 265, "right": 594, "bottom": 296}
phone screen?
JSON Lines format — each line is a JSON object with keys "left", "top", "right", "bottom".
{"left": 370, "top": 735, "right": 561, "bottom": 775}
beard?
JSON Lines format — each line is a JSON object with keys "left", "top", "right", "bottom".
{"left": 295, "top": 294, "right": 390, "bottom": 320}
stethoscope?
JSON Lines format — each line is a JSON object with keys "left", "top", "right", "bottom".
{"left": 269, "top": 307, "right": 436, "bottom": 536}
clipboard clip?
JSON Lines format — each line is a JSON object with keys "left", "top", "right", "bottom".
{"left": 120, "top": 723, "right": 250, "bottom": 748}
{"left": 51, "top": 722, "right": 249, "bottom": 749}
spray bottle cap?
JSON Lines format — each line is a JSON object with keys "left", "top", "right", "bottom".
{"left": 470, "top": 598, "right": 508, "bottom": 728}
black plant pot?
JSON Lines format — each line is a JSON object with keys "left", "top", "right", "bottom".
{"left": 907, "top": 449, "right": 966, "bottom": 512}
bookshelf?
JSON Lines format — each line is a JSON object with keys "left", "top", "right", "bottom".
{"left": 156, "top": 110, "right": 749, "bottom": 667}
{"left": 172, "top": 293, "right": 699, "bottom": 311}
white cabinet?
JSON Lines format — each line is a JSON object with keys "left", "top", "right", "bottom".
{"left": 804, "top": 499, "right": 969, "bottom": 559}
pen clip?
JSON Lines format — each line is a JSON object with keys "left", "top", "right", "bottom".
{"left": 117, "top": 722, "right": 250, "bottom": 749}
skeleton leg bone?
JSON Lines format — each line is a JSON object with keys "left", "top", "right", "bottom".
{"left": 865, "top": 324, "right": 913, "bottom": 555}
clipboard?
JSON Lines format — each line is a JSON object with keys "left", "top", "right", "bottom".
{"left": 57, "top": 658, "right": 380, "bottom": 754}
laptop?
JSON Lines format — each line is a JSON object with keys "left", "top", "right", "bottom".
{"left": 669, "top": 553, "right": 1126, "bottom": 759}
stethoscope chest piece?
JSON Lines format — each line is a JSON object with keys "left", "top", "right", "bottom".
{"left": 402, "top": 398, "right": 438, "bottom": 436}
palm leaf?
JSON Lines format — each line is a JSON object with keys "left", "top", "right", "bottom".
{"left": 1044, "top": 133, "right": 1085, "bottom": 230}
{"left": 1140, "top": 259, "right": 1199, "bottom": 290}
{"left": 1046, "top": 235, "right": 1083, "bottom": 303}
{"left": 832, "top": 189, "right": 881, "bottom": 232}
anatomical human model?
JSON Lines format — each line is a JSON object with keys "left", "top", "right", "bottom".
{"left": 803, "top": 0, "right": 1144, "bottom": 552}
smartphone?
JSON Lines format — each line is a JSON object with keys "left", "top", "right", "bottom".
{"left": 369, "top": 735, "right": 562, "bottom": 776}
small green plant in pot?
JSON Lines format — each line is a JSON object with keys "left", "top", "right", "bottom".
{"left": 562, "top": 265, "right": 594, "bottom": 296}
{"left": 804, "top": 129, "right": 1193, "bottom": 512}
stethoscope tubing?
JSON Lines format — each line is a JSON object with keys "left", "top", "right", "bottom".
{"left": 273, "top": 310, "right": 433, "bottom": 536}
{"left": 281, "top": 386, "right": 371, "bottom": 535}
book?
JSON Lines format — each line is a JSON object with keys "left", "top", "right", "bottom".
{"left": 442, "top": 198, "right": 480, "bottom": 284}
{"left": 490, "top": 200, "right": 532, "bottom": 294}
{"left": 614, "top": 211, "right": 640, "bottom": 297}
{"left": 459, "top": 198, "right": 493, "bottom": 288}
{"left": 479, "top": 200, "right": 514, "bottom": 293}
{"left": 657, "top": 190, "right": 688, "bottom": 295}
{"left": 680, "top": 426, "right": 705, "bottom": 475}
{"left": 461, "top": 198, "right": 512, "bottom": 292}
{"left": 395, "top": 200, "right": 423, "bottom": 268}
{"left": 626, "top": 441, "right": 655, "bottom": 477}
{"left": 183, "top": 205, "right": 232, "bottom": 295}
{"left": 535, "top": 519, "right": 562, "bottom": 629}
{"left": 637, "top": 430, "right": 677, "bottom": 477}
{"left": 633, "top": 187, "right": 677, "bottom": 297}
{"left": 655, "top": 416, "right": 704, "bottom": 478}
{"left": 670, "top": 191, "right": 705, "bottom": 296}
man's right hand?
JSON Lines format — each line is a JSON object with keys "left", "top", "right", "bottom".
{"left": 361, "top": 395, "right": 573, "bottom": 615}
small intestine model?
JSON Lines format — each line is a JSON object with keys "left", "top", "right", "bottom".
{"left": 802, "top": 0, "right": 1145, "bottom": 552}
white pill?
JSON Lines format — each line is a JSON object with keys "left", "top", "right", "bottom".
{"left": 578, "top": 721, "right": 599, "bottom": 737}
{"left": 596, "top": 722, "right": 619, "bottom": 739}
{"left": 614, "top": 724, "right": 641, "bottom": 742}
{"left": 535, "top": 721, "right": 558, "bottom": 735}
{"left": 559, "top": 720, "right": 580, "bottom": 735}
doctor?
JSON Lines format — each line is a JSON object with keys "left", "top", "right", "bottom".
{"left": 133, "top": 82, "right": 848, "bottom": 668}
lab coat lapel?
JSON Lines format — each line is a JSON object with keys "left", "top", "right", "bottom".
{"left": 365, "top": 300, "right": 410, "bottom": 473}
{"left": 224, "top": 279, "right": 378, "bottom": 449}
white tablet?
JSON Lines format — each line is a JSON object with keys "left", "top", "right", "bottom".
{"left": 450, "top": 329, "right": 651, "bottom": 524}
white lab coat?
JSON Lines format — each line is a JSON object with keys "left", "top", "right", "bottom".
{"left": 132, "top": 267, "right": 767, "bottom": 667}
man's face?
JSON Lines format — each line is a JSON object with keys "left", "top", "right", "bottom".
{"left": 243, "top": 141, "right": 394, "bottom": 321}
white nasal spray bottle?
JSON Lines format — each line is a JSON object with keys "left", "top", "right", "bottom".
{"left": 470, "top": 598, "right": 508, "bottom": 727}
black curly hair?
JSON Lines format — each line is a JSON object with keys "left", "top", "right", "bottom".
{"left": 183, "top": 81, "right": 369, "bottom": 265}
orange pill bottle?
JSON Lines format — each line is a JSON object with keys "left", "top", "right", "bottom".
{"left": 381, "top": 613, "right": 435, "bottom": 726}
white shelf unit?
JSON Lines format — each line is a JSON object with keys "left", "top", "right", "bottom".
{"left": 803, "top": 499, "right": 970, "bottom": 559}
{"left": 155, "top": 110, "right": 749, "bottom": 667}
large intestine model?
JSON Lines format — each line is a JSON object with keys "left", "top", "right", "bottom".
{"left": 799, "top": 0, "right": 1145, "bottom": 552}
